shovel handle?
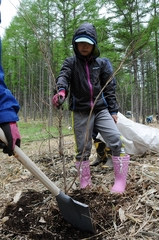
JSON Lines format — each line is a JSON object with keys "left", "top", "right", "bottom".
{"left": 0, "top": 128, "right": 60, "bottom": 196}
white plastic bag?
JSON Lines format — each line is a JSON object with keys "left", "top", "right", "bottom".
{"left": 97, "top": 112, "right": 159, "bottom": 155}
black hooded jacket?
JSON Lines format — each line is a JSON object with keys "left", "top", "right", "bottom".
{"left": 56, "top": 22, "right": 119, "bottom": 114}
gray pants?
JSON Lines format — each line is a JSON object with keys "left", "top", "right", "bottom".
{"left": 72, "top": 109, "right": 122, "bottom": 161}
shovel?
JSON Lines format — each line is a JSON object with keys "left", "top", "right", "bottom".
{"left": 0, "top": 128, "right": 94, "bottom": 233}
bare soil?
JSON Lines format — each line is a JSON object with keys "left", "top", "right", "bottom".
{"left": 1, "top": 123, "right": 159, "bottom": 239}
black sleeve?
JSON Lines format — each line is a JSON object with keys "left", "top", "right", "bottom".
{"left": 55, "top": 57, "right": 74, "bottom": 97}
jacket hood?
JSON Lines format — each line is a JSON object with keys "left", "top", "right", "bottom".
{"left": 72, "top": 22, "right": 100, "bottom": 58}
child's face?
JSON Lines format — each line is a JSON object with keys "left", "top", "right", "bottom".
{"left": 77, "top": 42, "right": 94, "bottom": 57}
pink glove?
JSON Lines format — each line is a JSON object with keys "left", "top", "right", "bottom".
{"left": 52, "top": 90, "right": 66, "bottom": 108}
{"left": 10, "top": 123, "right": 21, "bottom": 149}
{"left": 0, "top": 122, "right": 21, "bottom": 156}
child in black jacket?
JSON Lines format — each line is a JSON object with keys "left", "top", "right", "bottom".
{"left": 52, "top": 22, "right": 130, "bottom": 193}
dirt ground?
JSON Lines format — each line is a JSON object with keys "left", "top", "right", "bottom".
{"left": 1, "top": 123, "right": 159, "bottom": 239}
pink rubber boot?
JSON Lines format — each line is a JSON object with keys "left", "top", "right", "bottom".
{"left": 111, "top": 155, "right": 130, "bottom": 194}
{"left": 75, "top": 160, "right": 92, "bottom": 189}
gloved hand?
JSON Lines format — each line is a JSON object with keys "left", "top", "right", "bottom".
{"left": 0, "top": 122, "right": 21, "bottom": 156}
{"left": 111, "top": 114, "right": 118, "bottom": 123}
{"left": 52, "top": 90, "right": 66, "bottom": 108}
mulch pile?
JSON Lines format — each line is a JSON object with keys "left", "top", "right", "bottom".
{"left": 1, "top": 179, "right": 148, "bottom": 240}
{"left": 1, "top": 137, "right": 159, "bottom": 239}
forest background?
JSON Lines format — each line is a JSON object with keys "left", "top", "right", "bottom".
{"left": 1, "top": 0, "right": 159, "bottom": 126}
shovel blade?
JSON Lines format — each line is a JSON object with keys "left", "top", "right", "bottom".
{"left": 56, "top": 191, "right": 94, "bottom": 233}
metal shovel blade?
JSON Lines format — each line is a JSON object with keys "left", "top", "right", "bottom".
{"left": 56, "top": 191, "right": 94, "bottom": 232}
{"left": 0, "top": 128, "right": 94, "bottom": 233}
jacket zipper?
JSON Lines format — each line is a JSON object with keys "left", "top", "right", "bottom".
{"left": 85, "top": 61, "right": 93, "bottom": 108}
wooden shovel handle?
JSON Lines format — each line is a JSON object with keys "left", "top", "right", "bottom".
{"left": 0, "top": 128, "right": 60, "bottom": 196}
